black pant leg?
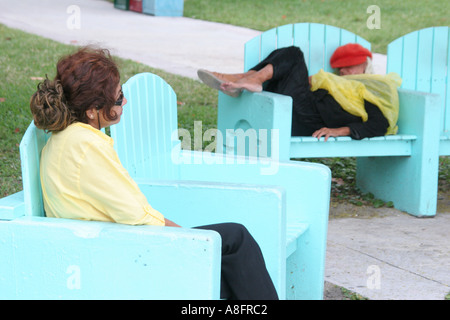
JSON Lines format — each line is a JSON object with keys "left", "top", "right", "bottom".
{"left": 250, "top": 46, "right": 323, "bottom": 136}
{"left": 195, "top": 223, "right": 278, "bottom": 300}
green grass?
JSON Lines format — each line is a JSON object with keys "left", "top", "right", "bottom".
{"left": 184, "top": 0, "right": 449, "bottom": 54}
{"left": 0, "top": 24, "right": 217, "bottom": 197}
{"left": 0, "top": 28, "right": 72, "bottom": 196}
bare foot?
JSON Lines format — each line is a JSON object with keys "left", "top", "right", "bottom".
{"left": 211, "top": 72, "right": 246, "bottom": 83}
{"left": 197, "top": 69, "right": 261, "bottom": 97}
{"left": 221, "top": 78, "right": 263, "bottom": 93}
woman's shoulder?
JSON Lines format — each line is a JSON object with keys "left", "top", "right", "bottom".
{"left": 49, "top": 122, "right": 114, "bottom": 155}
{"left": 62, "top": 122, "right": 113, "bottom": 144}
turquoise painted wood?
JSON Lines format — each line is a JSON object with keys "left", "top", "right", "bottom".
{"left": 110, "top": 72, "right": 331, "bottom": 299}
{"left": 387, "top": 26, "right": 450, "bottom": 156}
{"left": 216, "top": 23, "right": 442, "bottom": 217}
{"left": 0, "top": 120, "right": 294, "bottom": 299}
{"left": 0, "top": 216, "right": 221, "bottom": 299}
{"left": 243, "top": 23, "right": 370, "bottom": 74}
{"left": 19, "top": 120, "right": 50, "bottom": 217}
{"left": 112, "top": 72, "right": 179, "bottom": 180}
{"left": 142, "top": 0, "right": 184, "bottom": 16}
{"left": 0, "top": 191, "right": 25, "bottom": 220}
{"left": 0, "top": 72, "right": 330, "bottom": 300}
{"left": 1, "top": 122, "right": 233, "bottom": 299}
{"left": 174, "top": 152, "right": 330, "bottom": 300}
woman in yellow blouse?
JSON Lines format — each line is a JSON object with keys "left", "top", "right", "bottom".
{"left": 29, "top": 46, "right": 277, "bottom": 300}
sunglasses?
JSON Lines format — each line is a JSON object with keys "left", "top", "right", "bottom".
{"left": 114, "top": 87, "right": 124, "bottom": 106}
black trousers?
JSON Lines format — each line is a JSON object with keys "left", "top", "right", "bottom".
{"left": 196, "top": 223, "right": 278, "bottom": 300}
{"left": 250, "top": 46, "right": 320, "bottom": 136}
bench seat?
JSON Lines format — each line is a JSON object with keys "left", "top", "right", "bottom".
{"left": 291, "top": 135, "right": 417, "bottom": 158}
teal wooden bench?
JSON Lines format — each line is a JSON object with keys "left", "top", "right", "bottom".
{"left": 110, "top": 72, "right": 331, "bottom": 299}
{"left": 0, "top": 73, "right": 331, "bottom": 299}
{"left": 387, "top": 26, "right": 449, "bottom": 156}
{"left": 216, "top": 23, "right": 441, "bottom": 217}
{"left": 0, "top": 121, "right": 288, "bottom": 299}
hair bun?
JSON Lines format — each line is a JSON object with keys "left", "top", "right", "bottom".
{"left": 30, "top": 78, "right": 74, "bottom": 132}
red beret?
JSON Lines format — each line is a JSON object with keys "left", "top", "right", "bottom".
{"left": 330, "top": 43, "right": 372, "bottom": 68}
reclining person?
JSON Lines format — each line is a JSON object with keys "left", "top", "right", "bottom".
{"left": 198, "top": 44, "right": 401, "bottom": 141}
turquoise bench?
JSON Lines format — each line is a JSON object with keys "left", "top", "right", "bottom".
{"left": 216, "top": 23, "right": 441, "bottom": 217}
{"left": 110, "top": 72, "right": 331, "bottom": 299}
{"left": 0, "top": 121, "right": 288, "bottom": 299}
{"left": 0, "top": 72, "right": 331, "bottom": 299}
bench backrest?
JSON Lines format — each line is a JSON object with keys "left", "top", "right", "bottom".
{"left": 387, "top": 26, "right": 450, "bottom": 136}
{"left": 110, "top": 73, "right": 180, "bottom": 180}
{"left": 19, "top": 122, "right": 50, "bottom": 217}
{"left": 244, "top": 23, "right": 371, "bottom": 75}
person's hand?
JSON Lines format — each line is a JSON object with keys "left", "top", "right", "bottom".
{"left": 164, "top": 218, "right": 181, "bottom": 227}
{"left": 312, "top": 127, "right": 350, "bottom": 142}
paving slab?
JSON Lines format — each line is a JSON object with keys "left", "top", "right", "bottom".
{"left": 326, "top": 209, "right": 450, "bottom": 300}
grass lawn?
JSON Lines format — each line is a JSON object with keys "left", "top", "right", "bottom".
{"left": 0, "top": 24, "right": 218, "bottom": 197}
{"left": 184, "top": 0, "right": 449, "bottom": 54}
{"left": 1, "top": 0, "right": 449, "bottom": 207}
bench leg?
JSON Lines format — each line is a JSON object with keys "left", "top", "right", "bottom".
{"left": 356, "top": 90, "right": 441, "bottom": 217}
{"left": 286, "top": 229, "right": 326, "bottom": 300}
{"left": 356, "top": 155, "right": 439, "bottom": 217}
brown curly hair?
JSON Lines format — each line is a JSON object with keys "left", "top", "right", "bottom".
{"left": 30, "top": 46, "right": 120, "bottom": 132}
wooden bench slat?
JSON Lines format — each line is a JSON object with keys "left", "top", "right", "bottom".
{"left": 291, "top": 135, "right": 416, "bottom": 158}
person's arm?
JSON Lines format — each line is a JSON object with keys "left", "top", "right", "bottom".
{"left": 346, "top": 101, "right": 389, "bottom": 140}
{"left": 313, "top": 101, "right": 389, "bottom": 141}
{"left": 164, "top": 218, "right": 181, "bottom": 227}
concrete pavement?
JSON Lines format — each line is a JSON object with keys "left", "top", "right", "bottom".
{"left": 0, "top": 0, "right": 259, "bottom": 79}
{"left": 326, "top": 204, "right": 449, "bottom": 300}
{"left": 0, "top": 0, "right": 448, "bottom": 300}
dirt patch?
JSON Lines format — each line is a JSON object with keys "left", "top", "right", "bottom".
{"left": 437, "top": 190, "right": 450, "bottom": 214}
{"left": 324, "top": 281, "right": 367, "bottom": 300}
{"left": 329, "top": 189, "right": 449, "bottom": 220}
{"left": 324, "top": 282, "right": 346, "bottom": 300}
{"left": 329, "top": 201, "right": 402, "bottom": 219}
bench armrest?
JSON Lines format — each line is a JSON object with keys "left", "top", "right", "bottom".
{"left": 217, "top": 90, "right": 293, "bottom": 161}
{"left": 174, "top": 152, "right": 331, "bottom": 300}
{"left": 0, "top": 191, "right": 25, "bottom": 220}
{"left": 397, "top": 88, "right": 441, "bottom": 137}
{"left": 135, "top": 178, "right": 287, "bottom": 295}
{"left": 0, "top": 216, "right": 221, "bottom": 299}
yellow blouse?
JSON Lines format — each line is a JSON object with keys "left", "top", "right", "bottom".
{"left": 310, "top": 70, "right": 402, "bottom": 135}
{"left": 40, "top": 122, "right": 165, "bottom": 226}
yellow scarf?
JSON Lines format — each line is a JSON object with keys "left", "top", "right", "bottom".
{"left": 310, "top": 70, "right": 402, "bottom": 135}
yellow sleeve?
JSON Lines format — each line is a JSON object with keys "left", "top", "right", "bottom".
{"left": 78, "top": 140, "right": 165, "bottom": 226}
